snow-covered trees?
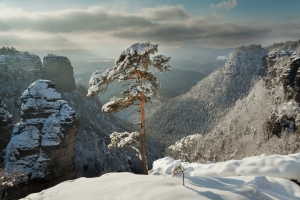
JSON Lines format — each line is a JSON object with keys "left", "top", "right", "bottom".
{"left": 168, "top": 134, "right": 202, "bottom": 162}
{"left": 87, "top": 42, "right": 172, "bottom": 174}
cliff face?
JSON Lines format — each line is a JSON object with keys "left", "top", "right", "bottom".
{"left": 168, "top": 41, "right": 300, "bottom": 163}
{"left": 4, "top": 52, "right": 41, "bottom": 69}
{"left": 44, "top": 55, "right": 76, "bottom": 93}
{"left": 0, "top": 55, "right": 7, "bottom": 75}
{"left": 223, "top": 45, "right": 267, "bottom": 77}
{"left": 5, "top": 80, "right": 78, "bottom": 197}
{"left": 0, "top": 48, "right": 137, "bottom": 198}
{"left": 265, "top": 50, "right": 300, "bottom": 136}
{"left": 31, "top": 60, "right": 46, "bottom": 80}
{"left": 0, "top": 101, "right": 13, "bottom": 164}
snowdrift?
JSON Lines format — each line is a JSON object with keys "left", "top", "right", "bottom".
{"left": 23, "top": 153, "right": 300, "bottom": 200}
{"left": 149, "top": 153, "right": 300, "bottom": 182}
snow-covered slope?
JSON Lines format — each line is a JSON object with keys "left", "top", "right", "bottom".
{"left": 23, "top": 153, "right": 300, "bottom": 200}
{"left": 62, "top": 88, "right": 140, "bottom": 177}
{"left": 168, "top": 41, "right": 300, "bottom": 163}
{"left": 147, "top": 45, "right": 267, "bottom": 148}
{"left": 23, "top": 173, "right": 300, "bottom": 200}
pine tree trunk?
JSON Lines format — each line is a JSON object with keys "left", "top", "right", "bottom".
{"left": 135, "top": 69, "right": 148, "bottom": 175}
{"left": 140, "top": 92, "right": 148, "bottom": 175}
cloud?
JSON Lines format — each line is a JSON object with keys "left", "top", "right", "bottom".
{"left": 112, "top": 21, "right": 271, "bottom": 45}
{"left": 284, "top": 14, "right": 298, "bottom": 20}
{"left": 0, "top": 6, "right": 154, "bottom": 33}
{"left": 210, "top": 0, "right": 237, "bottom": 11}
{"left": 0, "top": 31, "right": 72, "bottom": 50}
{"left": 141, "top": 5, "right": 189, "bottom": 21}
{"left": 0, "top": 4, "right": 299, "bottom": 50}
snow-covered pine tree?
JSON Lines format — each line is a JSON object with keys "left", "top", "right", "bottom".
{"left": 87, "top": 42, "right": 172, "bottom": 174}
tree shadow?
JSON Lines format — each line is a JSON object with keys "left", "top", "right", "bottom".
{"left": 185, "top": 185, "right": 223, "bottom": 200}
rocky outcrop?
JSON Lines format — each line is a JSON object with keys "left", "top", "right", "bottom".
{"left": 30, "top": 60, "right": 46, "bottom": 80}
{"left": 5, "top": 53, "right": 41, "bottom": 69}
{"left": 223, "top": 44, "right": 267, "bottom": 77}
{"left": 267, "top": 101, "right": 299, "bottom": 137}
{"left": 0, "top": 101, "right": 13, "bottom": 164}
{"left": 166, "top": 41, "right": 300, "bottom": 164}
{"left": 44, "top": 55, "right": 76, "bottom": 93}
{"left": 263, "top": 51, "right": 291, "bottom": 90}
{"left": 259, "top": 49, "right": 300, "bottom": 137}
{"left": 4, "top": 80, "right": 78, "bottom": 198}
{"left": 0, "top": 55, "right": 7, "bottom": 75}
{"left": 262, "top": 50, "right": 294, "bottom": 76}
{"left": 290, "top": 51, "right": 300, "bottom": 103}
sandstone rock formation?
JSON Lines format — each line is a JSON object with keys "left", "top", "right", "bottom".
{"left": 5, "top": 52, "right": 41, "bottom": 69}
{"left": 0, "top": 55, "right": 7, "bottom": 75}
{"left": 0, "top": 101, "right": 13, "bottom": 165}
{"left": 30, "top": 60, "right": 46, "bottom": 80}
{"left": 4, "top": 80, "right": 78, "bottom": 198}
{"left": 224, "top": 44, "right": 267, "bottom": 77}
{"left": 44, "top": 55, "right": 76, "bottom": 93}
{"left": 290, "top": 51, "right": 300, "bottom": 103}
{"left": 262, "top": 50, "right": 300, "bottom": 136}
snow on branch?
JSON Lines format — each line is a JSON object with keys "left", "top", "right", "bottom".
{"left": 108, "top": 131, "right": 142, "bottom": 160}
{"left": 153, "top": 55, "right": 172, "bottom": 72}
{"left": 87, "top": 42, "right": 172, "bottom": 102}
{"left": 102, "top": 96, "right": 135, "bottom": 113}
{"left": 115, "top": 42, "right": 158, "bottom": 65}
{"left": 88, "top": 42, "right": 172, "bottom": 175}
{"left": 87, "top": 69, "right": 118, "bottom": 96}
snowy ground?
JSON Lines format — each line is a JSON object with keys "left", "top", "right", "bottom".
{"left": 22, "top": 153, "right": 300, "bottom": 200}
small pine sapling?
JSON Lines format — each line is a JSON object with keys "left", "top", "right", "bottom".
{"left": 172, "top": 160, "right": 186, "bottom": 186}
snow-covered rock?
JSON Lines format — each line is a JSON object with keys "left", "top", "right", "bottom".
{"left": 291, "top": 51, "right": 300, "bottom": 65}
{"left": 5, "top": 80, "right": 78, "bottom": 193}
{"left": 224, "top": 45, "right": 267, "bottom": 77}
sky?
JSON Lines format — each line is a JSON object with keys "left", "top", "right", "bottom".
{"left": 0, "top": 0, "right": 300, "bottom": 53}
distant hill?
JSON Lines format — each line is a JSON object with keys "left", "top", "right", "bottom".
{"left": 147, "top": 44, "right": 267, "bottom": 148}
{"left": 168, "top": 40, "right": 300, "bottom": 163}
